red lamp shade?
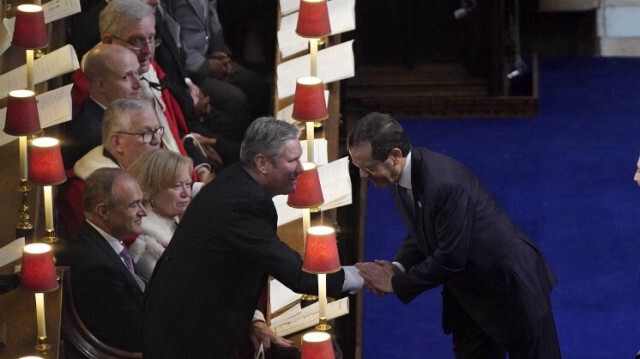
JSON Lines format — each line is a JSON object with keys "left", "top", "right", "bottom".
{"left": 4, "top": 89, "right": 42, "bottom": 136}
{"left": 20, "top": 243, "right": 58, "bottom": 293}
{"left": 288, "top": 162, "right": 324, "bottom": 208}
{"left": 301, "top": 331, "right": 335, "bottom": 359}
{"left": 292, "top": 77, "right": 328, "bottom": 122}
{"left": 296, "top": 0, "right": 331, "bottom": 38}
{"left": 303, "top": 226, "right": 340, "bottom": 274}
{"left": 12, "top": 4, "right": 48, "bottom": 49}
{"left": 29, "top": 137, "right": 66, "bottom": 185}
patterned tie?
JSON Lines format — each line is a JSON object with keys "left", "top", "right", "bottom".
{"left": 398, "top": 185, "right": 415, "bottom": 218}
{"left": 119, "top": 246, "right": 135, "bottom": 275}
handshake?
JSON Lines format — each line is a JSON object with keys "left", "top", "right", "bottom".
{"left": 354, "top": 260, "right": 400, "bottom": 297}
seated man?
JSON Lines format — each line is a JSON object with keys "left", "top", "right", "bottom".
{"left": 70, "top": 41, "right": 218, "bottom": 180}
{"left": 98, "top": 0, "right": 240, "bottom": 166}
{"left": 67, "top": 0, "right": 221, "bottom": 134}
{"left": 57, "top": 167, "right": 147, "bottom": 352}
{"left": 166, "top": 0, "right": 269, "bottom": 135}
{"left": 59, "top": 97, "right": 161, "bottom": 236}
{"left": 62, "top": 43, "right": 142, "bottom": 168}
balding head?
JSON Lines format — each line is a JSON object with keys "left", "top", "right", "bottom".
{"left": 83, "top": 43, "right": 142, "bottom": 105}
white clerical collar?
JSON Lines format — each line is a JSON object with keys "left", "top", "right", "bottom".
{"left": 398, "top": 150, "right": 412, "bottom": 189}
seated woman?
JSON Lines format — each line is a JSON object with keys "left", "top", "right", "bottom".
{"left": 127, "top": 149, "right": 201, "bottom": 280}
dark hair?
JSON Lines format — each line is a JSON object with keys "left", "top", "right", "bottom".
{"left": 347, "top": 112, "right": 411, "bottom": 161}
{"left": 83, "top": 167, "right": 131, "bottom": 213}
{"left": 239, "top": 117, "right": 300, "bottom": 169}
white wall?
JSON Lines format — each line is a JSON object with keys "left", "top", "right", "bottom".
{"left": 598, "top": 0, "right": 640, "bottom": 56}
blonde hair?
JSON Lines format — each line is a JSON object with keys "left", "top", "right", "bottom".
{"left": 127, "top": 149, "right": 193, "bottom": 203}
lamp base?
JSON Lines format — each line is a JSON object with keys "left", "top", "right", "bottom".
{"left": 301, "top": 293, "right": 318, "bottom": 301}
{"left": 41, "top": 235, "right": 59, "bottom": 244}
{"left": 41, "top": 229, "right": 58, "bottom": 244}
{"left": 314, "top": 317, "right": 331, "bottom": 331}
{"left": 35, "top": 337, "right": 51, "bottom": 352}
{"left": 16, "top": 179, "right": 34, "bottom": 239}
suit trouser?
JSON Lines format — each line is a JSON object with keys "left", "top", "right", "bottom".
{"left": 196, "top": 63, "right": 270, "bottom": 138}
{"left": 449, "top": 296, "right": 562, "bottom": 359}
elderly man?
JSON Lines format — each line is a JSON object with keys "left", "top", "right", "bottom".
{"left": 62, "top": 44, "right": 142, "bottom": 167}
{"left": 142, "top": 118, "right": 363, "bottom": 358}
{"left": 59, "top": 97, "right": 161, "bottom": 236}
{"left": 98, "top": 0, "right": 240, "bottom": 165}
{"left": 57, "top": 167, "right": 147, "bottom": 352}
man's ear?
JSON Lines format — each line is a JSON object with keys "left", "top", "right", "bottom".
{"left": 101, "top": 35, "right": 114, "bottom": 45}
{"left": 92, "top": 77, "right": 105, "bottom": 92}
{"left": 390, "top": 147, "right": 404, "bottom": 164}
{"left": 254, "top": 154, "right": 269, "bottom": 175}
{"left": 109, "top": 134, "right": 123, "bottom": 154}
{"left": 95, "top": 203, "right": 109, "bottom": 221}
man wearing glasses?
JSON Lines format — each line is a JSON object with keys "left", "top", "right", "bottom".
{"left": 98, "top": 0, "right": 241, "bottom": 168}
{"left": 59, "top": 98, "right": 163, "bottom": 236}
{"left": 349, "top": 113, "right": 561, "bottom": 359}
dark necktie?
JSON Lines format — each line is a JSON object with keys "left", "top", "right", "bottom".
{"left": 398, "top": 185, "right": 415, "bottom": 218}
{"left": 119, "top": 246, "right": 135, "bottom": 275}
{"left": 141, "top": 76, "right": 166, "bottom": 91}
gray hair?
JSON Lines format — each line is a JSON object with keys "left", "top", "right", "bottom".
{"left": 99, "top": 0, "right": 154, "bottom": 38}
{"left": 102, "top": 97, "right": 154, "bottom": 149}
{"left": 239, "top": 117, "right": 300, "bottom": 169}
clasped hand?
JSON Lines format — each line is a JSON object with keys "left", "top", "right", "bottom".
{"left": 207, "top": 51, "right": 233, "bottom": 81}
{"left": 354, "top": 260, "right": 398, "bottom": 296}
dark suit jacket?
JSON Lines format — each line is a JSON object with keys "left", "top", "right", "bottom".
{"left": 62, "top": 98, "right": 105, "bottom": 169}
{"left": 142, "top": 163, "right": 346, "bottom": 358}
{"left": 164, "top": 0, "right": 231, "bottom": 77}
{"left": 57, "top": 222, "right": 145, "bottom": 351}
{"left": 390, "top": 147, "right": 557, "bottom": 345}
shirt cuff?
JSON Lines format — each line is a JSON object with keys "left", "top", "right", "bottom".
{"left": 252, "top": 310, "right": 265, "bottom": 323}
{"left": 342, "top": 265, "right": 364, "bottom": 294}
{"left": 392, "top": 261, "right": 406, "bottom": 273}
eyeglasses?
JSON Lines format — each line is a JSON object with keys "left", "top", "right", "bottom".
{"left": 360, "top": 160, "right": 381, "bottom": 174}
{"left": 117, "top": 126, "right": 164, "bottom": 143}
{"left": 112, "top": 34, "right": 161, "bottom": 51}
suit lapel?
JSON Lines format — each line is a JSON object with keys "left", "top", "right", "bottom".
{"left": 409, "top": 149, "right": 437, "bottom": 253}
{"left": 185, "top": 0, "right": 208, "bottom": 26}
{"left": 82, "top": 223, "right": 144, "bottom": 293}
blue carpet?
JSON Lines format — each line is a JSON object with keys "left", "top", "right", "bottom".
{"left": 361, "top": 57, "right": 640, "bottom": 359}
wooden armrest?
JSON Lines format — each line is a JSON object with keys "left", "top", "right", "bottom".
{"left": 60, "top": 268, "right": 142, "bottom": 359}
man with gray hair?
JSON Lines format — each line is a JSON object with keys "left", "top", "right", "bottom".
{"left": 143, "top": 118, "right": 364, "bottom": 358}
{"left": 59, "top": 97, "right": 162, "bottom": 236}
{"left": 98, "top": 0, "right": 241, "bottom": 165}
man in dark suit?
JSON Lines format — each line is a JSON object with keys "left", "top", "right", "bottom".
{"left": 348, "top": 113, "right": 561, "bottom": 359}
{"left": 62, "top": 44, "right": 142, "bottom": 168}
{"left": 57, "top": 167, "right": 147, "bottom": 351}
{"left": 142, "top": 118, "right": 363, "bottom": 358}
{"left": 165, "top": 0, "right": 270, "bottom": 123}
